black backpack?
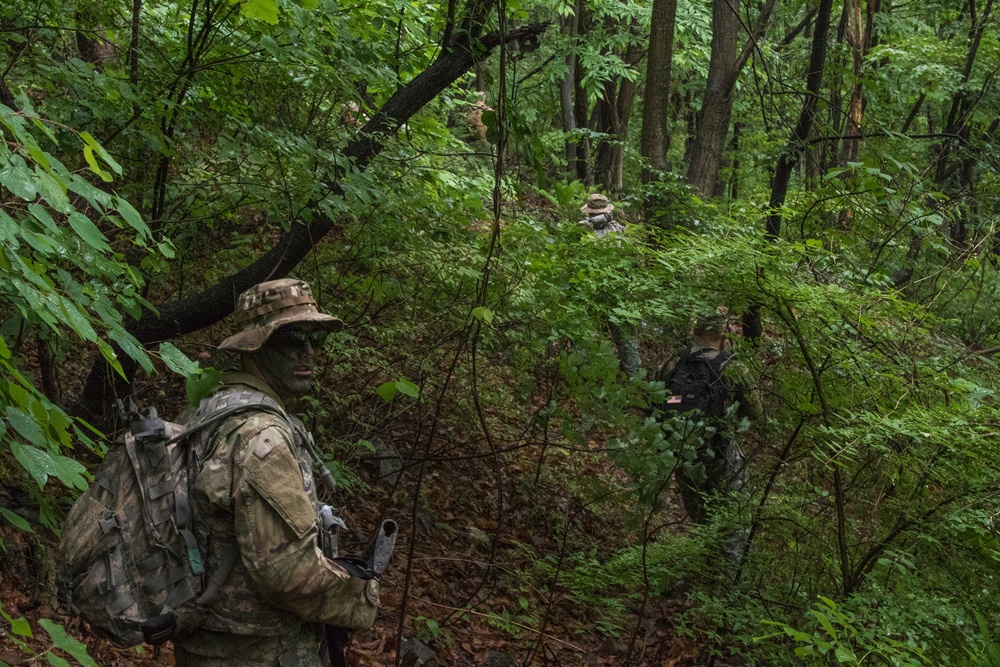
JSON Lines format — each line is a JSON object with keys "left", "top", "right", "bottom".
{"left": 658, "top": 349, "right": 732, "bottom": 430}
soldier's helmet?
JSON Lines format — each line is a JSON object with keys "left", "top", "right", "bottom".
{"left": 218, "top": 278, "right": 343, "bottom": 352}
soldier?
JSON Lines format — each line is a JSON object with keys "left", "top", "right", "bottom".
{"left": 576, "top": 193, "right": 639, "bottom": 378}
{"left": 172, "top": 278, "right": 377, "bottom": 667}
{"left": 656, "top": 312, "right": 759, "bottom": 565}
{"left": 578, "top": 193, "right": 625, "bottom": 239}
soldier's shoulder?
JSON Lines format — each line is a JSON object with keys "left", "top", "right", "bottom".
{"left": 195, "top": 389, "right": 291, "bottom": 442}
{"left": 227, "top": 408, "right": 291, "bottom": 439}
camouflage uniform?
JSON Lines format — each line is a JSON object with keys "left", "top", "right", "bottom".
{"left": 173, "top": 280, "right": 377, "bottom": 666}
{"left": 578, "top": 193, "right": 626, "bottom": 240}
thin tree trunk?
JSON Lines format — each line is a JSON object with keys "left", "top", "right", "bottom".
{"left": 765, "top": 0, "right": 834, "bottom": 239}
{"left": 686, "top": 0, "right": 739, "bottom": 196}
{"left": 744, "top": 0, "right": 833, "bottom": 340}
{"left": 560, "top": 0, "right": 582, "bottom": 169}
{"left": 573, "top": 4, "right": 593, "bottom": 185}
{"left": 595, "top": 46, "right": 642, "bottom": 194}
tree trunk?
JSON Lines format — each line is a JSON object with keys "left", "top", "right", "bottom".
{"left": 560, "top": 0, "right": 582, "bottom": 170}
{"left": 686, "top": 0, "right": 739, "bottom": 196}
{"left": 594, "top": 47, "right": 642, "bottom": 194}
{"left": 765, "top": 0, "right": 834, "bottom": 239}
{"left": 639, "top": 0, "right": 677, "bottom": 181}
{"left": 932, "top": 0, "right": 993, "bottom": 246}
{"left": 686, "top": 0, "right": 777, "bottom": 196}
{"left": 573, "top": 3, "right": 593, "bottom": 185}
{"left": 72, "top": 20, "right": 551, "bottom": 423}
{"left": 744, "top": 0, "right": 833, "bottom": 340}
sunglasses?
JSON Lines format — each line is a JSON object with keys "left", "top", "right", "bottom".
{"left": 268, "top": 328, "right": 329, "bottom": 348}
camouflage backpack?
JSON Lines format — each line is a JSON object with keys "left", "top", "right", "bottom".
{"left": 57, "top": 390, "right": 289, "bottom": 647}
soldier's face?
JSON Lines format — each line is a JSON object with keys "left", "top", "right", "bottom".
{"left": 252, "top": 325, "right": 328, "bottom": 400}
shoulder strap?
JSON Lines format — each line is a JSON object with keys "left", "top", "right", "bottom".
{"left": 164, "top": 389, "right": 289, "bottom": 447}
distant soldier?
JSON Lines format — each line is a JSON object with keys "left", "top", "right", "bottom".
{"left": 578, "top": 193, "right": 625, "bottom": 239}
{"left": 656, "top": 313, "right": 759, "bottom": 563}
{"left": 576, "top": 193, "right": 639, "bottom": 378}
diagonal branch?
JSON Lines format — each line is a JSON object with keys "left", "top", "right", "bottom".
{"left": 74, "top": 21, "right": 550, "bottom": 421}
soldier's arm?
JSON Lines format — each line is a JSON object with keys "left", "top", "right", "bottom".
{"left": 231, "top": 421, "right": 374, "bottom": 628}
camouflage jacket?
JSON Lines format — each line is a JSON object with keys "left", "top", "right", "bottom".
{"left": 179, "top": 372, "right": 373, "bottom": 639}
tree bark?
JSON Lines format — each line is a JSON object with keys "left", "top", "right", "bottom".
{"left": 765, "top": 0, "right": 834, "bottom": 239}
{"left": 686, "top": 0, "right": 739, "bottom": 196}
{"left": 560, "top": 0, "right": 582, "bottom": 169}
{"left": 639, "top": 0, "right": 678, "bottom": 181}
{"left": 573, "top": 2, "right": 593, "bottom": 184}
{"left": 686, "top": 0, "right": 777, "bottom": 196}
{"left": 73, "top": 20, "right": 551, "bottom": 422}
{"left": 933, "top": 0, "right": 993, "bottom": 245}
{"left": 594, "top": 46, "right": 643, "bottom": 194}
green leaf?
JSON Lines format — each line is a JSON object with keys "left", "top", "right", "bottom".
{"left": 38, "top": 618, "right": 97, "bottom": 667}
{"left": 0, "top": 154, "right": 37, "bottom": 200}
{"left": 68, "top": 212, "right": 112, "bottom": 252}
{"left": 51, "top": 455, "right": 89, "bottom": 491}
{"left": 115, "top": 197, "right": 151, "bottom": 239}
{"left": 28, "top": 203, "right": 59, "bottom": 232}
{"left": 82, "top": 144, "right": 113, "bottom": 182}
{"left": 186, "top": 368, "right": 222, "bottom": 406}
{"left": 0, "top": 507, "right": 34, "bottom": 533}
{"left": 34, "top": 168, "right": 70, "bottom": 213}
{"left": 376, "top": 381, "right": 398, "bottom": 402}
{"left": 396, "top": 379, "right": 420, "bottom": 398}
{"left": 45, "top": 655, "right": 71, "bottom": 667}
{"left": 813, "top": 610, "right": 839, "bottom": 640}
{"left": 7, "top": 406, "right": 48, "bottom": 448}
{"left": 157, "top": 239, "right": 176, "bottom": 258}
{"left": 57, "top": 297, "right": 99, "bottom": 343}
{"left": 79, "top": 131, "right": 121, "bottom": 176}
{"left": 159, "top": 342, "right": 201, "bottom": 377}
{"left": 834, "top": 646, "right": 858, "bottom": 663}
{"left": 10, "top": 443, "right": 55, "bottom": 488}
{"left": 0, "top": 335, "right": 9, "bottom": 359}
{"left": 242, "top": 0, "right": 280, "bottom": 23}
{"left": 108, "top": 329, "right": 152, "bottom": 373}
{"left": 472, "top": 306, "right": 494, "bottom": 324}
{"left": 9, "top": 615, "right": 32, "bottom": 638}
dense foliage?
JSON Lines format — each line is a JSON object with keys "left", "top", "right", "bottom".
{"left": 1, "top": 0, "right": 999, "bottom": 664}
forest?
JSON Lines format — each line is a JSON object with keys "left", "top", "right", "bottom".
{"left": 0, "top": 0, "right": 999, "bottom": 664}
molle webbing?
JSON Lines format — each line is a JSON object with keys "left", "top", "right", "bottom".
{"left": 57, "top": 388, "right": 292, "bottom": 648}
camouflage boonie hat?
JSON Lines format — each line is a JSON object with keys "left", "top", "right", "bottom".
{"left": 581, "top": 193, "right": 614, "bottom": 215}
{"left": 694, "top": 312, "right": 729, "bottom": 333}
{"left": 218, "top": 278, "right": 343, "bottom": 352}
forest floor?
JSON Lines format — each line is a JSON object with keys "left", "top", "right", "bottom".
{"left": 0, "top": 440, "right": 743, "bottom": 667}
{"left": 0, "top": 341, "right": 743, "bottom": 667}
